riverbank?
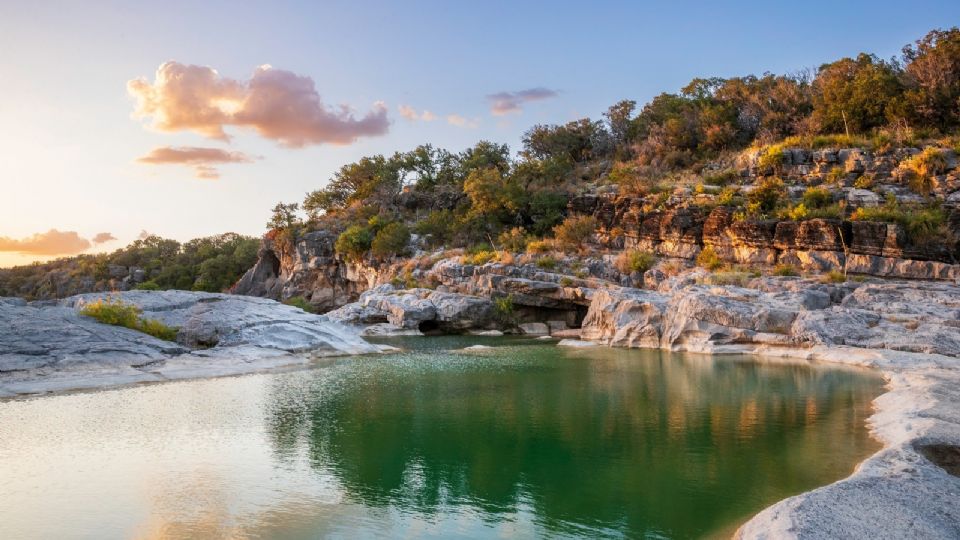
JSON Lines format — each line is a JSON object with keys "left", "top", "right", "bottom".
{"left": 2, "top": 283, "right": 958, "bottom": 538}
{"left": 677, "top": 343, "right": 959, "bottom": 539}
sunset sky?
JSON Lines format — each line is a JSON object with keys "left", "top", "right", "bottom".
{"left": 2, "top": 0, "right": 958, "bottom": 267}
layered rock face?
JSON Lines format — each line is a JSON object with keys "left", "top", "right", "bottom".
{"left": 232, "top": 231, "right": 379, "bottom": 312}
{"left": 0, "top": 290, "right": 381, "bottom": 397}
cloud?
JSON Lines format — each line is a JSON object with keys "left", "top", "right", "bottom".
{"left": 92, "top": 232, "right": 117, "bottom": 244}
{"left": 487, "top": 87, "right": 558, "bottom": 116}
{"left": 138, "top": 230, "right": 154, "bottom": 240}
{"left": 136, "top": 146, "right": 257, "bottom": 179}
{"left": 446, "top": 114, "right": 479, "bottom": 128}
{"left": 0, "top": 230, "right": 91, "bottom": 255}
{"left": 128, "top": 61, "right": 390, "bottom": 147}
{"left": 398, "top": 105, "right": 436, "bottom": 122}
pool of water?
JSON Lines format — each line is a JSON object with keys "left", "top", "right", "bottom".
{"left": 0, "top": 336, "right": 883, "bottom": 539}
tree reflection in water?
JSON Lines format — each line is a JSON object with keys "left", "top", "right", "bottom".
{"left": 265, "top": 337, "right": 883, "bottom": 538}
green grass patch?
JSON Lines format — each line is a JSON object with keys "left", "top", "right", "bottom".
{"left": 80, "top": 297, "right": 178, "bottom": 341}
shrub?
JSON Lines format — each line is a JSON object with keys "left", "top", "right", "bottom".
{"left": 335, "top": 225, "right": 374, "bottom": 261}
{"left": 615, "top": 249, "right": 656, "bottom": 274}
{"left": 493, "top": 295, "right": 518, "bottom": 327}
{"left": 80, "top": 297, "right": 178, "bottom": 341}
{"left": 413, "top": 210, "right": 454, "bottom": 247}
{"left": 757, "top": 145, "right": 786, "bottom": 171}
{"left": 461, "top": 250, "right": 496, "bottom": 266}
{"left": 696, "top": 245, "right": 723, "bottom": 270}
{"left": 526, "top": 239, "right": 554, "bottom": 254}
{"left": 536, "top": 256, "right": 558, "bottom": 270}
{"left": 703, "top": 169, "right": 738, "bottom": 186}
{"left": 853, "top": 174, "right": 875, "bottom": 189}
{"left": 135, "top": 281, "right": 160, "bottom": 291}
{"left": 826, "top": 166, "right": 847, "bottom": 185}
{"left": 822, "top": 270, "right": 847, "bottom": 283}
{"left": 717, "top": 186, "right": 739, "bottom": 206}
{"left": 553, "top": 215, "right": 597, "bottom": 249}
{"left": 773, "top": 263, "right": 799, "bottom": 276}
{"left": 497, "top": 227, "right": 531, "bottom": 252}
{"left": 901, "top": 147, "right": 949, "bottom": 196}
{"left": 284, "top": 296, "right": 315, "bottom": 313}
{"left": 705, "top": 271, "right": 750, "bottom": 287}
{"left": 371, "top": 222, "right": 410, "bottom": 258}
{"left": 559, "top": 276, "right": 574, "bottom": 287}
{"left": 747, "top": 177, "right": 786, "bottom": 216}
{"left": 803, "top": 187, "right": 833, "bottom": 208}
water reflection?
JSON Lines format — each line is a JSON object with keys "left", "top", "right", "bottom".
{"left": 263, "top": 340, "right": 882, "bottom": 538}
{"left": 0, "top": 339, "right": 881, "bottom": 539}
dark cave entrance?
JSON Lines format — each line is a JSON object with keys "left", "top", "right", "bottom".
{"left": 417, "top": 320, "right": 443, "bottom": 335}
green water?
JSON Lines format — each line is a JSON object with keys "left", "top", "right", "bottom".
{"left": 0, "top": 337, "right": 883, "bottom": 539}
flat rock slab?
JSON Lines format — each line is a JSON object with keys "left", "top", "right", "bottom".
{"left": 1, "top": 290, "right": 383, "bottom": 397}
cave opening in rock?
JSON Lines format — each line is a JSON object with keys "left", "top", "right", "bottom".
{"left": 418, "top": 320, "right": 442, "bottom": 335}
{"left": 264, "top": 250, "right": 281, "bottom": 276}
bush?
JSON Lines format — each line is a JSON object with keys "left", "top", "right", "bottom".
{"left": 705, "top": 271, "right": 750, "bottom": 287}
{"left": 80, "top": 297, "right": 178, "bottom": 341}
{"left": 703, "top": 169, "right": 738, "bottom": 186}
{"left": 901, "top": 147, "right": 950, "bottom": 196}
{"left": 284, "top": 296, "right": 315, "bottom": 313}
{"left": 497, "top": 227, "right": 531, "bottom": 252}
{"left": 526, "top": 239, "right": 554, "bottom": 254}
{"left": 553, "top": 215, "right": 597, "bottom": 249}
{"left": 536, "top": 256, "right": 558, "bottom": 270}
{"left": 757, "top": 145, "right": 786, "bottom": 171}
{"left": 135, "top": 281, "right": 160, "bottom": 291}
{"left": 826, "top": 166, "right": 847, "bottom": 185}
{"left": 803, "top": 187, "right": 833, "bottom": 208}
{"left": 461, "top": 250, "right": 496, "bottom": 266}
{"left": 493, "top": 295, "right": 518, "bottom": 327}
{"left": 696, "top": 245, "right": 723, "bottom": 270}
{"left": 822, "top": 269, "right": 847, "bottom": 283}
{"left": 717, "top": 186, "right": 740, "bottom": 206}
{"left": 615, "top": 249, "right": 656, "bottom": 274}
{"left": 371, "top": 222, "right": 411, "bottom": 258}
{"left": 773, "top": 263, "right": 799, "bottom": 276}
{"left": 335, "top": 225, "right": 374, "bottom": 261}
{"left": 747, "top": 177, "right": 786, "bottom": 216}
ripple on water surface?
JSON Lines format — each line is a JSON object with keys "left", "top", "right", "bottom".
{"left": 0, "top": 336, "right": 883, "bottom": 539}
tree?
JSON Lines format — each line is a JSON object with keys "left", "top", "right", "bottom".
{"left": 267, "top": 202, "right": 301, "bottom": 231}
{"left": 604, "top": 99, "right": 637, "bottom": 150}
{"left": 371, "top": 222, "right": 411, "bottom": 258}
{"left": 335, "top": 225, "right": 374, "bottom": 261}
{"left": 901, "top": 27, "right": 960, "bottom": 130}
{"left": 811, "top": 53, "right": 903, "bottom": 133}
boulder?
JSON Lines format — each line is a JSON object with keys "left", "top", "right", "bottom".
{"left": 518, "top": 322, "right": 550, "bottom": 336}
{"left": 580, "top": 289, "right": 666, "bottom": 348}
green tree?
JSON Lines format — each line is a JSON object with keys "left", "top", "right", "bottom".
{"left": 371, "top": 222, "right": 411, "bottom": 258}
{"left": 811, "top": 53, "right": 903, "bottom": 133}
{"left": 900, "top": 27, "right": 960, "bottom": 130}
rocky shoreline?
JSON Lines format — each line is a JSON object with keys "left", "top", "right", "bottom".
{"left": 2, "top": 265, "right": 959, "bottom": 537}
{"left": 0, "top": 290, "right": 387, "bottom": 398}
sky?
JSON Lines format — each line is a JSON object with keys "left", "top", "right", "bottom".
{"left": 1, "top": 0, "right": 958, "bottom": 267}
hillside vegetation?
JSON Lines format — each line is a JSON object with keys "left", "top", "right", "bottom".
{"left": 265, "top": 27, "right": 960, "bottom": 261}
{"left": 0, "top": 233, "right": 258, "bottom": 300}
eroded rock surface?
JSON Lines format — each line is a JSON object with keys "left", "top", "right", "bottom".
{"left": 1, "top": 290, "right": 381, "bottom": 397}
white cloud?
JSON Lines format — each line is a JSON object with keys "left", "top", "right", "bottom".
{"left": 128, "top": 61, "right": 390, "bottom": 147}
